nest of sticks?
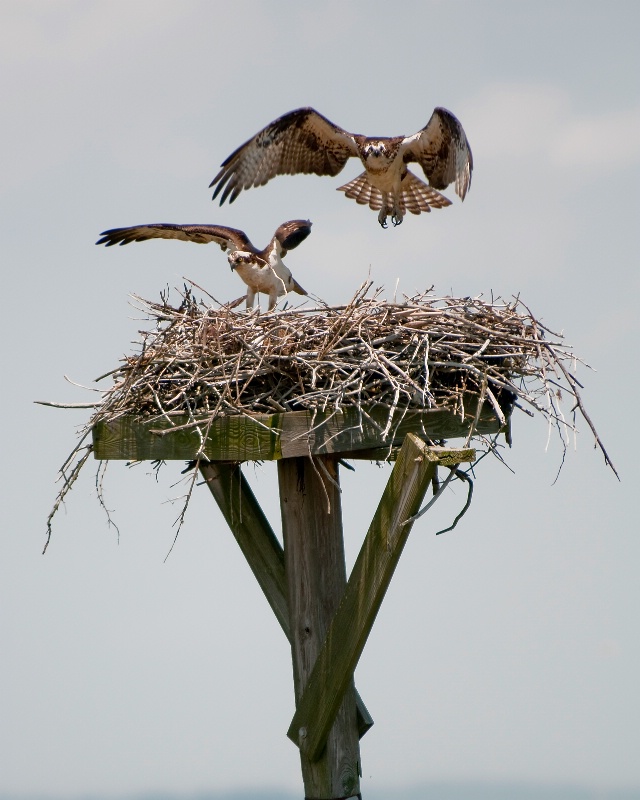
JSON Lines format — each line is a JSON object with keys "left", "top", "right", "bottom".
{"left": 85, "top": 282, "right": 609, "bottom": 454}
{"left": 42, "top": 282, "right": 616, "bottom": 551}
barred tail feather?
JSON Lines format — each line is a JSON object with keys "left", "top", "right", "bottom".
{"left": 337, "top": 172, "right": 385, "bottom": 211}
{"left": 400, "top": 171, "right": 452, "bottom": 215}
{"left": 291, "top": 279, "right": 307, "bottom": 296}
{"left": 337, "top": 171, "right": 452, "bottom": 215}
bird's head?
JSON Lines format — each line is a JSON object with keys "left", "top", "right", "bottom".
{"left": 228, "top": 251, "right": 251, "bottom": 271}
{"left": 362, "top": 141, "right": 388, "bottom": 163}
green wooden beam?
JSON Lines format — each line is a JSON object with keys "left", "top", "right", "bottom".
{"left": 279, "top": 455, "right": 361, "bottom": 798}
{"left": 286, "top": 434, "right": 451, "bottom": 761}
{"left": 92, "top": 400, "right": 503, "bottom": 462}
{"left": 93, "top": 412, "right": 283, "bottom": 462}
{"left": 199, "top": 462, "right": 289, "bottom": 633}
{"left": 334, "top": 445, "right": 476, "bottom": 464}
{"left": 198, "top": 461, "right": 374, "bottom": 739}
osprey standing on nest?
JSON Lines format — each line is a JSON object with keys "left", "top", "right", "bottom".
{"left": 210, "top": 107, "right": 473, "bottom": 228}
{"left": 96, "top": 220, "right": 311, "bottom": 310}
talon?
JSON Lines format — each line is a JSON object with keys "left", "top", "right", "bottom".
{"left": 392, "top": 214, "right": 403, "bottom": 227}
{"left": 378, "top": 208, "right": 390, "bottom": 228}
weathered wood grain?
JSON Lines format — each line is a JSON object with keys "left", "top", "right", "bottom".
{"left": 287, "top": 434, "right": 439, "bottom": 762}
{"left": 92, "top": 399, "right": 503, "bottom": 462}
{"left": 199, "top": 462, "right": 289, "bottom": 632}
{"left": 198, "top": 461, "right": 373, "bottom": 739}
{"left": 92, "top": 412, "right": 283, "bottom": 461}
{"left": 279, "top": 456, "right": 361, "bottom": 799}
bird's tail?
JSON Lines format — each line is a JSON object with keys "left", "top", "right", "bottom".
{"left": 291, "top": 279, "right": 307, "bottom": 296}
{"left": 337, "top": 170, "right": 451, "bottom": 214}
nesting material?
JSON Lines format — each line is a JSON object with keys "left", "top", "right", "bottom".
{"left": 42, "top": 281, "right": 616, "bottom": 552}
{"left": 87, "top": 282, "right": 605, "bottom": 457}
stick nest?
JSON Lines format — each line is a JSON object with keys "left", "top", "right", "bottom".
{"left": 87, "top": 282, "right": 607, "bottom": 457}
{"left": 42, "top": 281, "right": 616, "bottom": 553}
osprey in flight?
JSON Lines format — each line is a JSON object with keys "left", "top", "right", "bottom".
{"left": 210, "top": 107, "right": 473, "bottom": 228}
{"left": 96, "top": 220, "right": 311, "bottom": 310}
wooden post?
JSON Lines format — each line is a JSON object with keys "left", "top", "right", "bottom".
{"left": 90, "top": 413, "right": 477, "bottom": 799}
{"left": 199, "top": 461, "right": 373, "bottom": 738}
{"left": 287, "top": 434, "right": 439, "bottom": 761}
{"left": 278, "top": 455, "right": 361, "bottom": 800}
{"left": 199, "top": 462, "right": 290, "bottom": 633}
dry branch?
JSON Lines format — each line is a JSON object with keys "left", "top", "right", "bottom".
{"left": 42, "top": 281, "right": 617, "bottom": 548}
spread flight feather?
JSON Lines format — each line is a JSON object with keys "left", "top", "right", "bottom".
{"left": 210, "top": 107, "right": 472, "bottom": 227}
{"left": 96, "top": 220, "right": 311, "bottom": 310}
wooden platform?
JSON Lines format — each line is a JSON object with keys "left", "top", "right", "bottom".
{"left": 90, "top": 401, "right": 506, "bottom": 799}
{"left": 92, "top": 399, "right": 506, "bottom": 462}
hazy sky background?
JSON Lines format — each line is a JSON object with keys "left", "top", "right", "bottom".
{"left": 2, "top": 1, "right": 639, "bottom": 798}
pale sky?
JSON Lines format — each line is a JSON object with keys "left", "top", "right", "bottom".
{"left": 2, "top": 1, "right": 639, "bottom": 798}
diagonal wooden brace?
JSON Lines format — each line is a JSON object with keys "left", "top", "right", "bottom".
{"left": 198, "top": 461, "right": 374, "bottom": 738}
{"left": 286, "top": 433, "right": 440, "bottom": 761}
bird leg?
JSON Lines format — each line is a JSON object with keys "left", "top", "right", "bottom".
{"left": 378, "top": 195, "right": 405, "bottom": 228}
{"left": 390, "top": 200, "right": 404, "bottom": 227}
{"left": 376, "top": 193, "right": 391, "bottom": 227}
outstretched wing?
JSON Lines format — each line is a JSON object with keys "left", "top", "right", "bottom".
{"left": 96, "top": 223, "right": 253, "bottom": 252}
{"left": 401, "top": 107, "right": 473, "bottom": 201}
{"left": 210, "top": 108, "right": 359, "bottom": 205}
{"left": 274, "top": 219, "right": 313, "bottom": 253}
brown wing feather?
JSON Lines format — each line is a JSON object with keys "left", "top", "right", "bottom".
{"left": 210, "top": 108, "right": 359, "bottom": 205}
{"left": 96, "top": 224, "right": 253, "bottom": 251}
{"left": 401, "top": 107, "right": 473, "bottom": 200}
